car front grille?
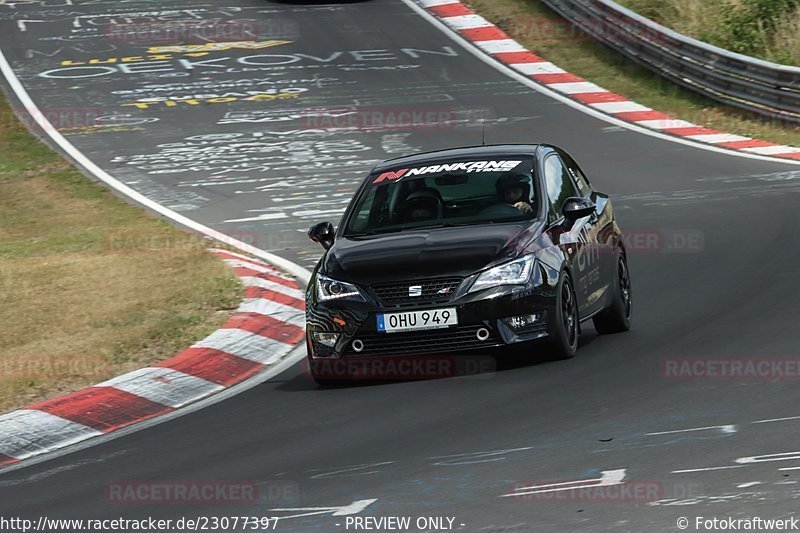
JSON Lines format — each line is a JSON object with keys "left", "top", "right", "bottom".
{"left": 344, "top": 325, "right": 499, "bottom": 356}
{"left": 370, "top": 277, "right": 463, "bottom": 306}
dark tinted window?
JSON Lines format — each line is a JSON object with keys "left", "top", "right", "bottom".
{"left": 559, "top": 151, "right": 591, "bottom": 196}
{"left": 543, "top": 154, "right": 579, "bottom": 220}
{"left": 345, "top": 157, "right": 538, "bottom": 236}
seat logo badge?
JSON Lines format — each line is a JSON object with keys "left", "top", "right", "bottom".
{"left": 409, "top": 285, "right": 422, "bottom": 297}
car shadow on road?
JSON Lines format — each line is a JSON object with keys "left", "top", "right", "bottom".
{"left": 273, "top": 331, "right": 601, "bottom": 392}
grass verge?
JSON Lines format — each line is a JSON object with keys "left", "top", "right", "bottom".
{"left": 0, "top": 94, "right": 242, "bottom": 412}
{"left": 464, "top": 0, "right": 800, "bottom": 147}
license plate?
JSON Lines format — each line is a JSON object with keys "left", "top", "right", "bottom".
{"left": 377, "top": 308, "right": 458, "bottom": 333}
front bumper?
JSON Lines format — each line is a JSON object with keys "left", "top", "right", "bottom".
{"left": 306, "top": 281, "right": 557, "bottom": 360}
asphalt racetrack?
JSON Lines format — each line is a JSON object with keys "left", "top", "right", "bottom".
{"left": 1, "top": 0, "right": 800, "bottom": 531}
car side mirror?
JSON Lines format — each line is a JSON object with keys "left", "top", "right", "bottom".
{"left": 562, "top": 197, "right": 596, "bottom": 222}
{"left": 308, "top": 221, "right": 335, "bottom": 250}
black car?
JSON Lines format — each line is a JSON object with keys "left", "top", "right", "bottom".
{"left": 305, "top": 144, "right": 631, "bottom": 384}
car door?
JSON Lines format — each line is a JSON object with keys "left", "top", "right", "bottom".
{"left": 558, "top": 149, "right": 616, "bottom": 311}
{"left": 542, "top": 151, "right": 605, "bottom": 317}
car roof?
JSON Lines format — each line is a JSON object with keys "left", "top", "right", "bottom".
{"left": 371, "top": 144, "right": 545, "bottom": 173}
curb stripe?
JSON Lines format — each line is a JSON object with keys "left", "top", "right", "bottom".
{"left": 637, "top": 119, "right": 697, "bottom": 130}
{"left": 662, "top": 126, "right": 721, "bottom": 136}
{"left": 572, "top": 91, "right": 628, "bottom": 104}
{"left": 458, "top": 27, "right": 509, "bottom": 41}
{"left": 237, "top": 298, "right": 306, "bottom": 327}
{"left": 744, "top": 145, "right": 800, "bottom": 155}
{"left": 428, "top": 3, "right": 471, "bottom": 16}
{"left": 96, "top": 368, "right": 224, "bottom": 409}
{"left": 474, "top": 39, "right": 527, "bottom": 54}
{"left": 243, "top": 286, "right": 305, "bottom": 310}
{"left": 547, "top": 81, "right": 606, "bottom": 94}
{"left": 194, "top": 328, "right": 295, "bottom": 365}
{"left": 222, "top": 312, "right": 305, "bottom": 344}
{"left": 442, "top": 14, "right": 492, "bottom": 30}
{"left": 240, "top": 276, "right": 305, "bottom": 299}
{"left": 419, "top": 0, "right": 459, "bottom": 6}
{"left": 590, "top": 101, "right": 652, "bottom": 113}
{"left": 614, "top": 110, "right": 671, "bottom": 121}
{"left": 531, "top": 72, "right": 584, "bottom": 84}
{"left": 0, "top": 410, "right": 102, "bottom": 459}
{"left": 685, "top": 133, "right": 751, "bottom": 143}
{"left": 30, "top": 388, "right": 171, "bottom": 433}
{"left": 511, "top": 62, "right": 565, "bottom": 75}
{"left": 493, "top": 51, "right": 544, "bottom": 64}
{"left": 718, "top": 139, "right": 777, "bottom": 149}
{"left": 158, "top": 348, "right": 264, "bottom": 387}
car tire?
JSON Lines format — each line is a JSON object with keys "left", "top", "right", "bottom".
{"left": 549, "top": 272, "right": 579, "bottom": 359}
{"left": 593, "top": 251, "right": 632, "bottom": 334}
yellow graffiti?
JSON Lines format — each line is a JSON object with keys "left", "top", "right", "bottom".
{"left": 60, "top": 40, "right": 292, "bottom": 67}
{"left": 121, "top": 93, "right": 300, "bottom": 109}
{"left": 62, "top": 125, "right": 142, "bottom": 135}
{"left": 147, "top": 40, "right": 292, "bottom": 54}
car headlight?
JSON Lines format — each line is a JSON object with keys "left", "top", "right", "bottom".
{"left": 316, "top": 274, "right": 366, "bottom": 302}
{"left": 470, "top": 255, "right": 535, "bottom": 293}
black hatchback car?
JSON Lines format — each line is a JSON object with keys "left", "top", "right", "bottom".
{"left": 305, "top": 144, "right": 631, "bottom": 384}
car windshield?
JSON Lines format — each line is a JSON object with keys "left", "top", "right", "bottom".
{"left": 345, "top": 157, "right": 537, "bottom": 236}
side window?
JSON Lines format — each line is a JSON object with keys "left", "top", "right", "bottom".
{"left": 543, "top": 154, "right": 579, "bottom": 221}
{"left": 559, "top": 152, "right": 591, "bottom": 196}
{"left": 348, "top": 186, "right": 378, "bottom": 232}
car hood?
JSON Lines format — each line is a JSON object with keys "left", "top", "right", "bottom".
{"left": 323, "top": 222, "right": 542, "bottom": 284}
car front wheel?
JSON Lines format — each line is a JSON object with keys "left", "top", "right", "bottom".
{"left": 549, "top": 272, "right": 579, "bottom": 359}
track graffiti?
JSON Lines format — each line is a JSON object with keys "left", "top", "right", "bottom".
{"left": 111, "top": 133, "right": 378, "bottom": 176}
{"left": 37, "top": 46, "right": 459, "bottom": 79}
{"left": 119, "top": 88, "right": 308, "bottom": 109}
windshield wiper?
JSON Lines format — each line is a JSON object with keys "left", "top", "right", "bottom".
{"left": 415, "top": 222, "right": 481, "bottom": 229}
{"left": 345, "top": 228, "right": 399, "bottom": 237}
{"left": 347, "top": 222, "right": 485, "bottom": 237}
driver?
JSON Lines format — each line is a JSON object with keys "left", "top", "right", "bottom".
{"left": 496, "top": 174, "right": 533, "bottom": 214}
